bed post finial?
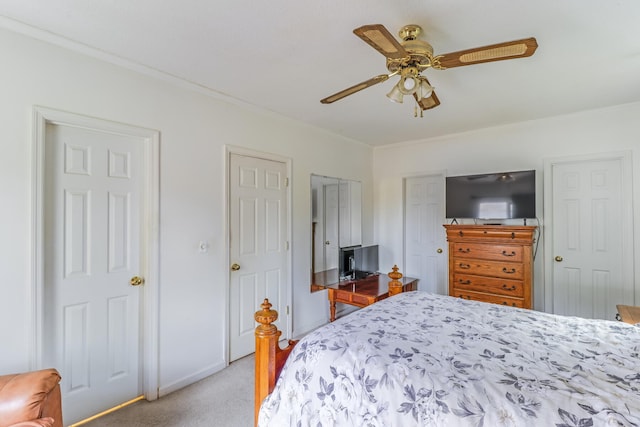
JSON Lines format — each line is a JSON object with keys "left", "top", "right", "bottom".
{"left": 388, "top": 264, "right": 404, "bottom": 296}
{"left": 255, "top": 298, "right": 278, "bottom": 333}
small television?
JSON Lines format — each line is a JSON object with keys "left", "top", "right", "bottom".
{"left": 446, "top": 170, "right": 536, "bottom": 219}
{"left": 339, "top": 245, "right": 379, "bottom": 280}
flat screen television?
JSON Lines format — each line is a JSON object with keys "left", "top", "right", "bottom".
{"left": 446, "top": 170, "right": 536, "bottom": 219}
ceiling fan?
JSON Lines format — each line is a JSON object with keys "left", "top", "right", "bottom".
{"left": 320, "top": 24, "right": 537, "bottom": 117}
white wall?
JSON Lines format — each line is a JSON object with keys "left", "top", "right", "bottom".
{"left": 0, "top": 28, "right": 373, "bottom": 393}
{"left": 373, "top": 102, "right": 640, "bottom": 311}
{"left": 4, "top": 23, "right": 638, "bottom": 397}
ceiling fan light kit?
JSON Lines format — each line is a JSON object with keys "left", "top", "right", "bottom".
{"left": 320, "top": 23, "right": 537, "bottom": 118}
{"left": 387, "top": 74, "right": 433, "bottom": 104}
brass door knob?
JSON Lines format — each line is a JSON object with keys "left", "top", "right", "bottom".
{"left": 231, "top": 263, "right": 241, "bottom": 271}
{"left": 130, "top": 276, "right": 144, "bottom": 286}
{"left": 436, "top": 248, "right": 443, "bottom": 253}
{"left": 555, "top": 256, "right": 563, "bottom": 262}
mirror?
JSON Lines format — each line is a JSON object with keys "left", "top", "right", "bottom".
{"left": 310, "top": 175, "right": 362, "bottom": 291}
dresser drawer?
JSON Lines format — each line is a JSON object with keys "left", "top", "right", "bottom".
{"left": 453, "top": 290, "right": 524, "bottom": 308}
{"left": 452, "top": 242, "right": 523, "bottom": 262}
{"left": 331, "top": 289, "right": 375, "bottom": 307}
{"left": 452, "top": 273, "right": 524, "bottom": 297}
{"left": 452, "top": 258, "right": 524, "bottom": 280}
{"left": 447, "top": 228, "right": 535, "bottom": 244}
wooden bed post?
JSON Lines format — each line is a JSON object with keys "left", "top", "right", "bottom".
{"left": 254, "top": 299, "right": 297, "bottom": 427}
{"left": 254, "top": 299, "right": 279, "bottom": 427}
{"left": 388, "top": 264, "right": 404, "bottom": 296}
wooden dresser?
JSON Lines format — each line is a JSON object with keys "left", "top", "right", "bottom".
{"left": 444, "top": 224, "right": 537, "bottom": 309}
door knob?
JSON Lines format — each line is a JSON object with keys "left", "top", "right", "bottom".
{"left": 555, "top": 256, "right": 563, "bottom": 262}
{"left": 130, "top": 276, "right": 144, "bottom": 286}
{"left": 231, "top": 263, "right": 241, "bottom": 271}
{"left": 436, "top": 248, "right": 443, "bottom": 253}
{"left": 325, "top": 241, "right": 330, "bottom": 245}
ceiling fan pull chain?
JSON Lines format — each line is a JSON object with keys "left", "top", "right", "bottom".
{"left": 413, "top": 101, "right": 424, "bottom": 118}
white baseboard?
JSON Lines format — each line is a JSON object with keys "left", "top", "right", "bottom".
{"left": 158, "top": 360, "right": 227, "bottom": 397}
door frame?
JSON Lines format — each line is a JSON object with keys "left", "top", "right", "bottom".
{"left": 29, "top": 106, "right": 160, "bottom": 400}
{"left": 224, "top": 145, "right": 293, "bottom": 364}
{"left": 543, "top": 150, "right": 635, "bottom": 312}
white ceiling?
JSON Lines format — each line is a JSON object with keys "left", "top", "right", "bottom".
{"left": 2, "top": 1, "right": 640, "bottom": 147}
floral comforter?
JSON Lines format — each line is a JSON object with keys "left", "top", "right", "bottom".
{"left": 258, "top": 292, "right": 640, "bottom": 426}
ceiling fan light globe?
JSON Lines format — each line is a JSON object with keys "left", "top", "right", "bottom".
{"left": 398, "top": 75, "right": 418, "bottom": 95}
{"left": 386, "top": 84, "right": 404, "bottom": 103}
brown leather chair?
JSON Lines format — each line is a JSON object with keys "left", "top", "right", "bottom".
{"left": 0, "top": 369, "right": 63, "bottom": 427}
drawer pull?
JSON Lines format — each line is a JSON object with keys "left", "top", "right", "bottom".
{"left": 458, "top": 279, "right": 471, "bottom": 285}
{"left": 501, "top": 250, "right": 516, "bottom": 257}
{"left": 459, "top": 263, "right": 471, "bottom": 269}
{"left": 458, "top": 248, "right": 471, "bottom": 253}
{"left": 458, "top": 294, "right": 470, "bottom": 300}
{"left": 502, "top": 301, "right": 517, "bottom": 307}
{"left": 502, "top": 284, "right": 517, "bottom": 291}
{"left": 502, "top": 267, "right": 517, "bottom": 274}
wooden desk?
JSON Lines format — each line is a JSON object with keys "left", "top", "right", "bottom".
{"left": 616, "top": 304, "right": 640, "bottom": 324}
{"left": 327, "top": 274, "right": 418, "bottom": 322}
{"left": 311, "top": 268, "right": 340, "bottom": 292}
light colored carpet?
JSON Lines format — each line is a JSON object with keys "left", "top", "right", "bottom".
{"left": 83, "top": 354, "right": 254, "bottom": 427}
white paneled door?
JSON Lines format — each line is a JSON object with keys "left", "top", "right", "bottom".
{"left": 404, "top": 174, "right": 447, "bottom": 294}
{"left": 547, "top": 153, "right": 633, "bottom": 320}
{"left": 324, "top": 183, "right": 339, "bottom": 271}
{"left": 44, "top": 123, "right": 143, "bottom": 424}
{"left": 229, "top": 153, "right": 289, "bottom": 361}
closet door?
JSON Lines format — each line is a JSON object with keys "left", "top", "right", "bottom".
{"left": 404, "top": 174, "right": 447, "bottom": 294}
{"left": 545, "top": 152, "right": 633, "bottom": 320}
{"left": 43, "top": 121, "right": 149, "bottom": 424}
{"left": 228, "top": 153, "right": 290, "bottom": 361}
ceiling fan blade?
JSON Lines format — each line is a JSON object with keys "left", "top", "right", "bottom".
{"left": 414, "top": 89, "right": 441, "bottom": 111}
{"left": 437, "top": 37, "right": 538, "bottom": 68}
{"left": 320, "top": 74, "right": 390, "bottom": 104}
{"left": 353, "top": 24, "right": 409, "bottom": 60}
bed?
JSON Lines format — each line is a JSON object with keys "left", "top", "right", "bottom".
{"left": 254, "top": 291, "right": 640, "bottom": 426}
